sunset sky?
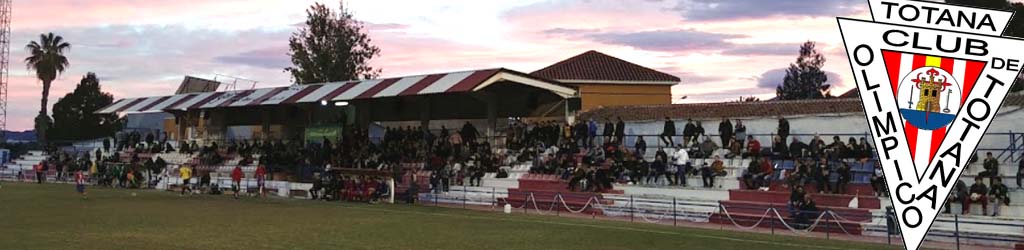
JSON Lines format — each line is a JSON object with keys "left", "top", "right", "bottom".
{"left": 7, "top": 0, "right": 1019, "bottom": 130}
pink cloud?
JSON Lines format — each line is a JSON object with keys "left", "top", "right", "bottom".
{"left": 2, "top": 0, "right": 882, "bottom": 132}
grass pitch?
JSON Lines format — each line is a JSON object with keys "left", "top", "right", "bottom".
{"left": 0, "top": 182, "right": 898, "bottom": 250}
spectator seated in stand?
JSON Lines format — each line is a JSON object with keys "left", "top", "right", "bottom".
{"left": 990, "top": 177, "right": 1010, "bottom": 217}
{"left": 742, "top": 157, "right": 761, "bottom": 189}
{"left": 697, "top": 138, "right": 718, "bottom": 158}
{"left": 945, "top": 179, "right": 969, "bottom": 214}
{"left": 793, "top": 194, "right": 819, "bottom": 229}
{"left": 700, "top": 155, "right": 727, "bottom": 188}
{"left": 743, "top": 136, "right": 761, "bottom": 159}
{"left": 967, "top": 176, "right": 989, "bottom": 215}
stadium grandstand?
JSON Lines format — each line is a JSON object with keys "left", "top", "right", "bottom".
{"left": 4, "top": 50, "right": 1024, "bottom": 249}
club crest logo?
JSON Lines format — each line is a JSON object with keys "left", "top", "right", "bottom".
{"left": 898, "top": 67, "right": 959, "bottom": 130}
{"left": 839, "top": 1, "right": 1024, "bottom": 249}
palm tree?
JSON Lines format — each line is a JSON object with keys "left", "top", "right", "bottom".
{"left": 25, "top": 33, "right": 71, "bottom": 144}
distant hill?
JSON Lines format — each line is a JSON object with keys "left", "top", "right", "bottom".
{"left": 3, "top": 130, "right": 36, "bottom": 142}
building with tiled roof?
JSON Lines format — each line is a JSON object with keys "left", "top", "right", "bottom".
{"left": 532, "top": 50, "right": 680, "bottom": 111}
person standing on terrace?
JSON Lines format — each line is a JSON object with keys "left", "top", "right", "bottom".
{"left": 614, "top": 117, "right": 625, "bottom": 145}
{"left": 604, "top": 118, "right": 615, "bottom": 145}
{"left": 683, "top": 119, "right": 695, "bottom": 148}
{"left": 460, "top": 122, "right": 479, "bottom": 144}
{"left": 661, "top": 117, "right": 676, "bottom": 147}
{"left": 1017, "top": 155, "right": 1024, "bottom": 189}
{"left": 718, "top": 118, "right": 733, "bottom": 147}
{"left": 734, "top": 120, "right": 747, "bottom": 146}
{"left": 777, "top": 117, "right": 790, "bottom": 143}
{"left": 982, "top": 152, "right": 1000, "bottom": 185}
{"left": 673, "top": 145, "right": 689, "bottom": 187}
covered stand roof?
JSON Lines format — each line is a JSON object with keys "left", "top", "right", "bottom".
{"left": 97, "top": 68, "right": 576, "bottom": 114}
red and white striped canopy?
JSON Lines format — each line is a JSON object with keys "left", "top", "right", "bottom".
{"left": 97, "top": 68, "right": 575, "bottom": 114}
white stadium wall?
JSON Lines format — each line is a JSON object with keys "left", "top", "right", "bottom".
{"left": 616, "top": 106, "right": 1024, "bottom": 160}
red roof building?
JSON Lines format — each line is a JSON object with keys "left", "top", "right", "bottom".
{"left": 532, "top": 50, "right": 680, "bottom": 111}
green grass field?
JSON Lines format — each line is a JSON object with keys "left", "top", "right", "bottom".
{"left": 0, "top": 182, "right": 898, "bottom": 250}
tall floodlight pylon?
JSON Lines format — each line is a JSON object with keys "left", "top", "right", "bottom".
{"left": 0, "top": 0, "right": 10, "bottom": 142}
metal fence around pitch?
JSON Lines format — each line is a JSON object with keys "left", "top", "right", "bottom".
{"left": 417, "top": 186, "right": 1024, "bottom": 249}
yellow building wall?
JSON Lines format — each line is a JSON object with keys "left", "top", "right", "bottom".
{"left": 573, "top": 84, "right": 672, "bottom": 111}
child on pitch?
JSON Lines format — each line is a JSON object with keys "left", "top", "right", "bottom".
{"left": 179, "top": 164, "right": 193, "bottom": 196}
{"left": 75, "top": 169, "right": 87, "bottom": 199}
{"left": 231, "top": 166, "right": 243, "bottom": 199}
{"left": 255, "top": 164, "right": 267, "bottom": 198}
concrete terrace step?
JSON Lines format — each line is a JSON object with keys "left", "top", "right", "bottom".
{"left": 517, "top": 174, "right": 625, "bottom": 194}
{"left": 434, "top": 185, "right": 509, "bottom": 199}
{"left": 729, "top": 189, "right": 881, "bottom": 209}
{"left": 480, "top": 177, "right": 519, "bottom": 189}
{"left": 708, "top": 211, "right": 864, "bottom": 235}
{"left": 759, "top": 182, "right": 876, "bottom": 196}
{"left": 601, "top": 194, "right": 719, "bottom": 222}
{"left": 614, "top": 184, "right": 730, "bottom": 201}
{"left": 720, "top": 200, "right": 873, "bottom": 222}
{"left": 505, "top": 189, "right": 609, "bottom": 214}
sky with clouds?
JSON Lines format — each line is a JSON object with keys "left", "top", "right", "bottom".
{"left": 7, "top": 0, "right": 1019, "bottom": 130}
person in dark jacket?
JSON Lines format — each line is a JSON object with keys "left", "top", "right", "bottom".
{"left": 777, "top": 117, "right": 790, "bottom": 143}
{"left": 655, "top": 147, "right": 669, "bottom": 166}
{"left": 966, "top": 176, "right": 989, "bottom": 215}
{"left": 742, "top": 159, "right": 761, "bottom": 189}
{"left": 990, "top": 177, "right": 1010, "bottom": 216}
{"left": 812, "top": 158, "right": 831, "bottom": 193}
{"left": 460, "top": 122, "right": 479, "bottom": 144}
{"left": 634, "top": 136, "right": 647, "bottom": 158}
{"left": 771, "top": 136, "right": 788, "bottom": 159}
{"left": 718, "top": 118, "right": 733, "bottom": 147}
{"left": 945, "top": 179, "right": 969, "bottom": 214}
{"left": 651, "top": 156, "right": 671, "bottom": 186}
{"left": 794, "top": 194, "right": 819, "bottom": 228}
{"left": 834, "top": 162, "right": 851, "bottom": 194}
{"left": 574, "top": 121, "right": 589, "bottom": 148}
{"left": 1017, "top": 156, "right": 1024, "bottom": 188}
{"left": 603, "top": 119, "right": 615, "bottom": 145}
{"left": 981, "top": 152, "right": 999, "bottom": 184}
{"left": 682, "top": 119, "right": 695, "bottom": 147}
{"left": 694, "top": 121, "right": 706, "bottom": 145}
{"left": 660, "top": 117, "right": 676, "bottom": 147}
{"left": 614, "top": 117, "right": 626, "bottom": 145}
{"left": 788, "top": 186, "right": 807, "bottom": 217}
{"left": 789, "top": 138, "right": 808, "bottom": 159}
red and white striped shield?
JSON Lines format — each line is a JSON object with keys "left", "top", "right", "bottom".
{"left": 881, "top": 51, "right": 987, "bottom": 178}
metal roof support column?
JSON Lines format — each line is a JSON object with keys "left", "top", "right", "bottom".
{"left": 486, "top": 93, "right": 497, "bottom": 145}
{"left": 175, "top": 113, "right": 187, "bottom": 142}
{"left": 419, "top": 96, "right": 431, "bottom": 134}
{"left": 355, "top": 102, "right": 371, "bottom": 130}
{"left": 260, "top": 108, "right": 271, "bottom": 141}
